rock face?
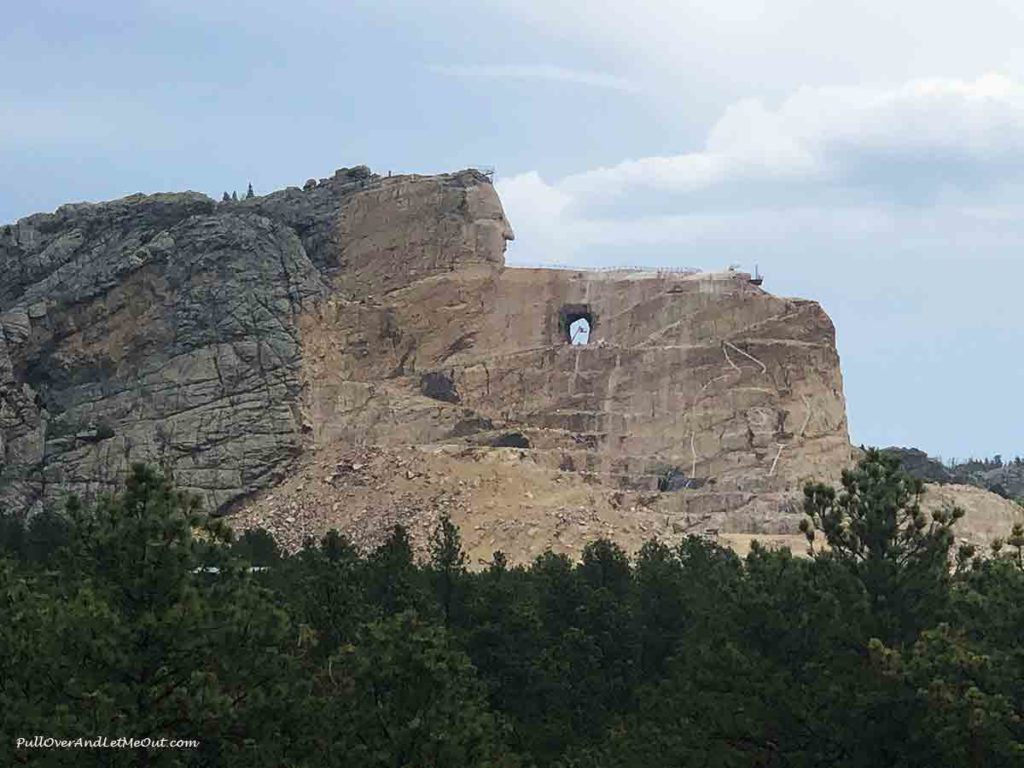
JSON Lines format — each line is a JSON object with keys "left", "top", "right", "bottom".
{"left": 984, "top": 465, "right": 1024, "bottom": 501}
{"left": 920, "top": 484, "right": 1024, "bottom": 551}
{"left": 0, "top": 190, "right": 326, "bottom": 512}
{"left": 882, "top": 448, "right": 955, "bottom": 484}
{"left": 296, "top": 264, "right": 851, "bottom": 539}
{"left": 2, "top": 164, "right": 864, "bottom": 560}
{"left": 885, "top": 447, "right": 1024, "bottom": 502}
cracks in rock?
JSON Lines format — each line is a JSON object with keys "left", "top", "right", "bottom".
{"left": 438, "top": 331, "right": 475, "bottom": 364}
{"left": 721, "top": 342, "right": 741, "bottom": 372}
{"left": 768, "top": 443, "right": 784, "bottom": 477}
{"left": 702, "top": 371, "right": 737, "bottom": 392}
{"left": 723, "top": 340, "right": 767, "bottom": 374}
{"left": 799, "top": 394, "right": 813, "bottom": 437}
{"left": 773, "top": 409, "right": 792, "bottom": 440}
{"left": 211, "top": 343, "right": 228, "bottom": 398}
{"left": 388, "top": 345, "right": 416, "bottom": 379}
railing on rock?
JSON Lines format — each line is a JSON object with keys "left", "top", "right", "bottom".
{"left": 506, "top": 262, "right": 702, "bottom": 275}
{"left": 471, "top": 166, "right": 496, "bottom": 182}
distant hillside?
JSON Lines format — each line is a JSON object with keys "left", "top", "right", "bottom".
{"left": 882, "top": 447, "right": 1024, "bottom": 501}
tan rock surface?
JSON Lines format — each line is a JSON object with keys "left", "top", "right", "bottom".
{"left": 232, "top": 170, "right": 855, "bottom": 562}
{"left": 922, "top": 483, "right": 1024, "bottom": 550}
{"left": 5, "top": 165, "right": 1011, "bottom": 563}
{"left": 230, "top": 442, "right": 699, "bottom": 565}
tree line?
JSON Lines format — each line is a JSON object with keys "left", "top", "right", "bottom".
{"left": 1, "top": 450, "right": 1022, "bottom": 766}
{"left": 221, "top": 183, "right": 255, "bottom": 202}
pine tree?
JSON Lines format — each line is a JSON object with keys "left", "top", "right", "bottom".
{"left": 0, "top": 465, "right": 309, "bottom": 766}
{"left": 367, "top": 524, "right": 424, "bottom": 616}
{"left": 430, "top": 513, "right": 467, "bottom": 625}
{"left": 245, "top": 182, "right": 255, "bottom": 199}
{"left": 320, "top": 611, "right": 514, "bottom": 766}
{"left": 871, "top": 623, "right": 1024, "bottom": 766}
{"left": 266, "top": 529, "right": 366, "bottom": 664}
{"left": 801, "top": 449, "right": 962, "bottom": 645}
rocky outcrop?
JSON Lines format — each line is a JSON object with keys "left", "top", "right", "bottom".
{"left": 885, "top": 447, "right": 1024, "bottom": 502}
{"left": 0, "top": 168, "right": 512, "bottom": 514}
{"left": 983, "top": 465, "right": 1024, "bottom": 500}
{"left": 882, "top": 447, "right": 955, "bottom": 484}
{"left": 3, "top": 164, "right": 877, "bottom": 560}
{"left": 0, "top": 192, "right": 325, "bottom": 512}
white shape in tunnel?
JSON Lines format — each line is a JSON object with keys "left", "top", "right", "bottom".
{"left": 569, "top": 317, "right": 591, "bottom": 345}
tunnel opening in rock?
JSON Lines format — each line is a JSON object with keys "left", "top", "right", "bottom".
{"left": 560, "top": 305, "right": 593, "bottom": 345}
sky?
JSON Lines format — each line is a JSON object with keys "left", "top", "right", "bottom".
{"left": 2, "top": 0, "right": 1021, "bottom": 460}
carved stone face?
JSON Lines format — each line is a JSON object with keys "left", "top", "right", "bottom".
{"left": 464, "top": 182, "right": 515, "bottom": 260}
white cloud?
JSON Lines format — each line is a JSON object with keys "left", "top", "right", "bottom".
{"left": 559, "top": 74, "right": 1024, "bottom": 203}
{"left": 483, "top": 1, "right": 1024, "bottom": 100}
{"left": 430, "top": 64, "right": 638, "bottom": 92}
{"left": 497, "top": 73, "right": 1024, "bottom": 266}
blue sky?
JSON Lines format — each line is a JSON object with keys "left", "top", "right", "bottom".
{"left": 2, "top": 0, "right": 1021, "bottom": 460}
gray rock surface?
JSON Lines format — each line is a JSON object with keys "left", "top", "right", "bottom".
{"left": 884, "top": 446, "right": 1024, "bottom": 500}
{"left": 881, "top": 447, "right": 954, "bottom": 483}
{"left": 0, "top": 172, "right": 374, "bottom": 513}
{"left": 1, "top": 166, "right": 500, "bottom": 515}
{"left": 981, "top": 463, "right": 1024, "bottom": 500}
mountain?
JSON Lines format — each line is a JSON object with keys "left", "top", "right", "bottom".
{"left": 2, "top": 166, "right": 1017, "bottom": 561}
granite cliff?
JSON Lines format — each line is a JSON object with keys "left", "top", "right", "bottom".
{"left": 3, "top": 166, "right": 1014, "bottom": 561}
